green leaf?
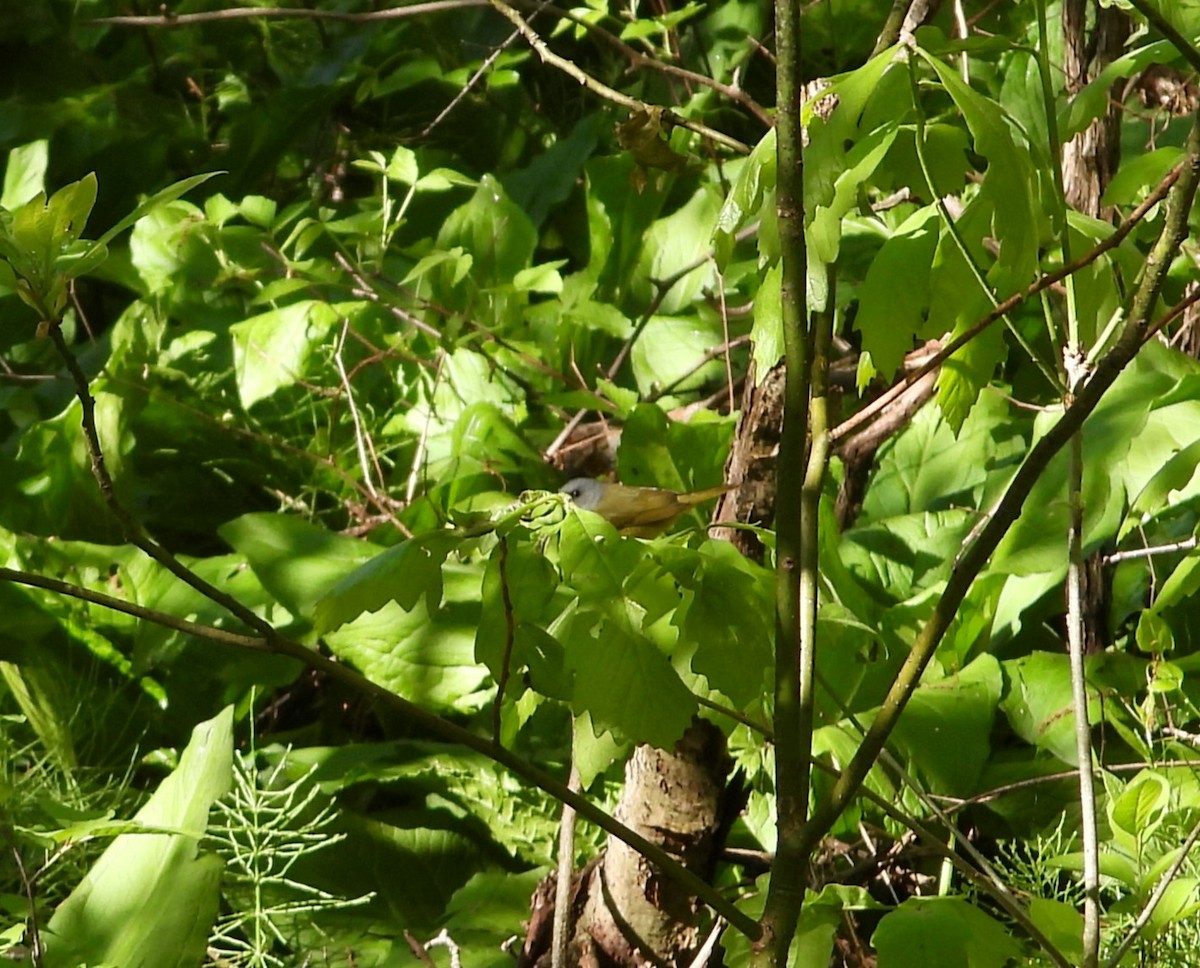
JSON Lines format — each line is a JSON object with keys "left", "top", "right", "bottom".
{"left": 668, "top": 542, "right": 772, "bottom": 707}
{"left": 85, "top": 171, "right": 223, "bottom": 258}
{"left": 1109, "top": 771, "right": 1169, "bottom": 842}
{"left": 854, "top": 206, "right": 939, "bottom": 378}
{"left": 1059, "top": 40, "right": 1174, "bottom": 140}
{"left": 566, "top": 615, "right": 697, "bottom": 749}
{"left": 230, "top": 300, "right": 346, "bottom": 408}
{"left": 2, "top": 139, "right": 48, "bottom": 209}
{"left": 0, "top": 660, "right": 77, "bottom": 771}
{"left": 1136, "top": 610, "right": 1176, "bottom": 654}
{"left": 475, "top": 538, "right": 562, "bottom": 684}
{"left": 513, "top": 260, "right": 566, "bottom": 294}
{"left": 713, "top": 129, "right": 776, "bottom": 267}
{"left": 871, "top": 896, "right": 1023, "bottom": 968}
{"left": 314, "top": 533, "right": 456, "bottom": 634}
{"left": 920, "top": 49, "right": 1040, "bottom": 294}
{"left": 557, "top": 512, "right": 641, "bottom": 606}
{"left": 1027, "top": 898, "right": 1083, "bottom": 967}
{"left": 861, "top": 390, "right": 1019, "bottom": 522}
{"left": 324, "top": 564, "right": 490, "bottom": 714}
{"left": 890, "top": 655, "right": 1001, "bottom": 794}
{"left": 1146, "top": 877, "right": 1200, "bottom": 935}
{"left": 1000, "top": 652, "right": 1102, "bottom": 766}
{"left": 631, "top": 315, "right": 725, "bottom": 397}
{"left": 217, "top": 513, "right": 377, "bottom": 622}
{"left": 751, "top": 261, "right": 783, "bottom": 376}
{"left": 632, "top": 184, "right": 721, "bottom": 314}
{"left": 994, "top": 355, "right": 1172, "bottom": 575}
{"left": 1104, "top": 146, "right": 1186, "bottom": 207}
{"left": 437, "top": 173, "right": 536, "bottom": 290}
{"left": 1121, "top": 437, "right": 1200, "bottom": 539}
{"left": 40, "top": 707, "right": 233, "bottom": 968}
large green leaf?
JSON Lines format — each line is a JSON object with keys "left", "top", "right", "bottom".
{"left": 565, "top": 613, "right": 697, "bottom": 750}
{"left": 1000, "top": 653, "right": 1102, "bottom": 766}
{"left": 889, "top": 654, "right": 1001, "bottom": 794}
{"left": 218, "top": 512, "right": 377, "bottom": 622}
{"left": 871, "top": 897, "right": 1023, "bottom": 968}
{"left": 313, "top": 532, "right": 456, "bottom": 634}
{"left": 230, "top": 300, "right": 351, "bottom": 408}
{"left": 323, "top": 564, "right": 490, "bottom": 714}
{"left": 40, "top": 707, "right": 233, "bottom": 968}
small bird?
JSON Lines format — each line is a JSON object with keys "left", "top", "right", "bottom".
{"left": 560, "top": 478, "right": 733, "bottom": 537}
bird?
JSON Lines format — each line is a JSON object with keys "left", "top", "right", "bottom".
{"left": 559, "top": 478, "right": 733, "bottom": 537}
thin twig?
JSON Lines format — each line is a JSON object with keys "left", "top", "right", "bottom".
{"left": 0, "top": 567, "right": 275, "bottom": 652}
{"left": 419, "top": 23, "right": 525, "bottom": 139}
{"left": 832, "top": 159, "right": 1185, "bottom": 442}
{"left": 510, "top": 0, "right": 772, "bottom": 127}
{"left": 46, "top": 326, "right": 276, "bottom": 638}
{"left": 492, "top": 538, "right": 517, "bottom": 745}
{"left": 487, "top": 0, "right": 750, "bottom": 155}
{"left": 1104, "top": 812, "right": 1200, "bottom": 968}
{"left": 552, "top": 765, "right": 582, "bottom": 968}
{"left": 1104, "top": 536, "right": 1198, "bottom": 564}
{"left": 90, "top": 1, "right": 487, "bottom": 26}
{"left": 334, "top": 320, "right": 381, "bottom": 499}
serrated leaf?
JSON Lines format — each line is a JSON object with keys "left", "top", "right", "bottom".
{"left": 324, "top": 566, "right": 490, "bottom": 715}
{"left": 314, "top": 533, "right": 456, "bottom": 634}
{"left": 566, "top": 616, "right": 696, "bottom": 749}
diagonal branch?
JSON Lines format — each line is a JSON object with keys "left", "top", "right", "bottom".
{"left": 832, "top": 159, "right": 1184, "bottom": 442}
{"left": 0, "top": 562, "right": 760, "bottom": 939}
{"left": 488, "top": 0, "right": 750, "bottom": 155}
{"left": 46, "top": 325, "right": 276, "bottom": 639}
{"left": 802, "top": 108, "right": 1200, "bottom": 864}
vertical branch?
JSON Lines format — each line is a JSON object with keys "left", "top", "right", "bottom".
{"left": 757, "top": 0, "right": 810, "bottom": 960}
{"left": 797, "top": 109, "right": 1200, "bottom": 866}
{"left": 797, "top": 274, "right": 834, "bottom": 826}
{"left": 1066, "top": 427, "right": 1101, "bottom": 967}
{"left": 1046, "top": 0, "right": 1109, "bottom": 958}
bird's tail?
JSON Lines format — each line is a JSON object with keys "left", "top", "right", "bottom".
{"left": 678, "top": 483, "right": 735, "bottom": 507}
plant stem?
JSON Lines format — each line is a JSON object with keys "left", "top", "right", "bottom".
{"left": 757, "top": 0, "right": 809, "bottom": 959}
{"left": 798, "top": 108, "right": 1200, "bottom": 867}
{"left": 1066, "top": 429, "right": 1101, "bottom": 968}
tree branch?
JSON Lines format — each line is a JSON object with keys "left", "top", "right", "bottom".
{"left": 487, "top": 0, "right": 750, "bottom": 155}
{"left": 832, "top": 159, "right": 1184, "bottom": 443}
{"left": 0, "top": 564, "right": 760, "bottom": 939}
{"left": 801, "top": 107, "right": 1200, "bottom": 869}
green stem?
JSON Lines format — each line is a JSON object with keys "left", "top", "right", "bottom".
{"left": 757, "top": 0, "right": 810, "bottom": 960}
{"left": 798, "top": 108, "right": 1200, "bottom": 863}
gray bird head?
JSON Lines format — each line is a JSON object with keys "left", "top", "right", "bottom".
{"left": 560, "top": 477, "right": 605, "bottom": 511}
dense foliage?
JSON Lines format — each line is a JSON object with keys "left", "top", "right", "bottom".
{"left": 3, "top": 1, "right": 1200, "bottom": 966}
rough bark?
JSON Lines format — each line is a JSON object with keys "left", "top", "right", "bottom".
{"left": 712, "top": 361, "right": 786, "bottom": 562}
{"left": 520, "top": 719, "right": 731, "bottom": 967}
{"left": 1061, "top": 1, "right": 1129, "bottom": 655}
{"left": 1061, "top": 0, "right": 1129, "bottom": 218}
